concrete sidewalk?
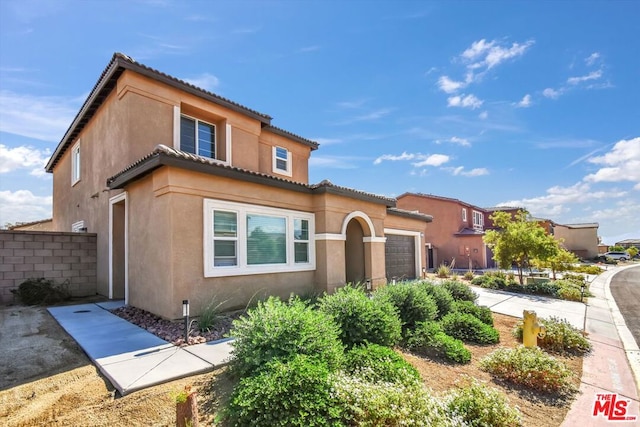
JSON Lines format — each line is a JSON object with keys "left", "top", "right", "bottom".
{"left": 48, "top": 301, "right": 233, "bottom": 396}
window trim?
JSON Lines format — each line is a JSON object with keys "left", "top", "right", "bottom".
{"left": 71, "top": 141, "right": 81, "bottom": 185}
{"left": 180, "top": 114, "right": 217, "bottom": 160}
{"left": 272, "top": 146, "right": 292, "bottom": 177}
{"left": 461, "top": 208, "right": 467, "bottom": 222}
{"left": 472, "top": 210, "right": 484, "bottom": 230}
{"left": 204, "top": 199, "right": 315, "bottom": 277}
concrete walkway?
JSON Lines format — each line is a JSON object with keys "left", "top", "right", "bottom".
{"left": 48, "top": 301, "right": 233, "bottom": 396}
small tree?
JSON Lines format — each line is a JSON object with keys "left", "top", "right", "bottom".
{"left": 626, "top": 246, "right": 638, "bottom": 259}
{"left": 534, "top": 247, "right": 579, "bottom": 279}
{"left": 484, "top": 210, "right": 559, "bottom": 285}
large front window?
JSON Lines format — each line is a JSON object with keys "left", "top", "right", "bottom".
{"left": 204, "top": 199, "right": 315, "bottom": 277}
{"left": 181, "top": 115, "right": 215, "bottom": 158}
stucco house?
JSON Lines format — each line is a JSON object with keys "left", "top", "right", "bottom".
{"left": 551, "top": 222, "right": 599, "bottom": 260}
{"left": 45, "top": 53, "right": 431, "bottom": 319}
{"left": 396, "top": 193, "right": 503, "bottom": 270}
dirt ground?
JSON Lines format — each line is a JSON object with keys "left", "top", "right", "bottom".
{"left": 0, "top": 303, "right": 581, "bottom": 426}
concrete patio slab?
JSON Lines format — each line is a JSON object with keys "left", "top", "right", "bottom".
{"left": 185, "top": 338, "right": 235, "bottom": 366}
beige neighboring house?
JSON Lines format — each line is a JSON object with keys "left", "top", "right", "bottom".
{"left": 8, "top": 219, "right": 54, "bottom": 231}
{"left": 45, "top": 53, "right": 431, "bottom": 319}
{"left": 551, "top": 222, "right": 599, "bottom": 260}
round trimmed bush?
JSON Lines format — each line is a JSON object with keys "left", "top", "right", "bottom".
{"left": 419, "top": 281, "right": 455, "bottom": 319}
{"left": 440, "top": 312, "right": 499, "bottom": 344}
{"left": 513, "top": 316, "right": 591, "bottom": 354}
{"left": 224, "top": 355, "right": 343, "bottom": 426}
{"left": 441, "top": 280, "right": 478, "bottom": 302}
{"left": 452, "top": 300, "right": 494, "bottom": 325}
{"left": 344, "top": 343, "right": 421, "bottom": 385}
{"left": 405, "top": 321, "right": 471, "bottom": 364}
{"left": 374, "top": 283, "right": 438, "bottom": 333}
{"left": 229, "top": 296, "right": 344, "bottom": 377}
{"left": 444, "top": 379, "right": 522, "bottom": 427}
{"left": 319, "top": 285, "right": 402, "bottom": 348}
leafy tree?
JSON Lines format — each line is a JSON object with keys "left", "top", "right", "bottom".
{"left": 627, "top": 246, "right": 639, "bottom": 259}
{"left": 484, "top": 210, "right": 559, "bottom": 284}
{"left": 533, "top": 247, "right": 579, "bottom": 279}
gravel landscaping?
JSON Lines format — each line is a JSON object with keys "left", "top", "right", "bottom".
{"left": 110, "top": 305, "right": 240, "bottom": 346}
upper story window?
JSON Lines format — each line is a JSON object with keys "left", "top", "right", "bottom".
{"left": 180, "top": 115, "right": 215, "bottom": 159}
{"left": 71, "top": 141, "right": 81, "bottom": 185}
{"left": 461, "top": 208, "right": 467, "bottom": 222}
{"left": 273, "top": 146, "right": 292, "bottom": 176}
{"left": 472, "top": 211, "right": 484, "bottom": 230}
{"left": 204, "top": 199, "right": 315, "bottom": 277}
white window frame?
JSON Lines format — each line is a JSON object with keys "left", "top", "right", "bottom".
{"left": 174, "top": 106, "right": 232, "bottom": 165}
{"left": 472, "top": 210, "right": 484, "bottom": 230}
{"left": 180, "top": 114, "right": 217, "bottom": 159}
{"left": 71, "top": 141, "right": 81, "bottom": 185}
{"left": 272, "top": 146, "right": 292, "bottom": 177}
{"left": 204, "top": 199, "right": 315, "bottom": 277}
{"left": 461, "top": 208, "right": 467, "bottom": 222}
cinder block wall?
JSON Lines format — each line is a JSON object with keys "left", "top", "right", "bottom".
{"left": 0, "top": 231, "right": 97, "bottom": 304}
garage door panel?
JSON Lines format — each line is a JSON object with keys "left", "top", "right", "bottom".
{"left": 385, "top": 234, "right": 416, "bottom": 281}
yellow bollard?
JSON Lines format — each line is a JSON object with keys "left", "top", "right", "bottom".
{"left": 522, "top": 310, "right": 546, "bottom": 348}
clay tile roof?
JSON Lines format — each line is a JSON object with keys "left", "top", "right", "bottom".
{"left": 386, "top": 207, "right": 433, "bottom": 222}
{"left": 262, "top": 126, "right": 319, "bottom": 150}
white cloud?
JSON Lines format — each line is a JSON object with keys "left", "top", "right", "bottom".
{"left": 437, "top": 75, "right": 466, "bottom": 93}
{"left": 309, "top": 155, "right": 358, "bottom": 169}
{"left": 374, "top": 152, "right": 415, "bottom": 164}
{"left": 436, "top": 136, "right": 470, "bottom": 146}
{"left": 0, "top": 144, "right": 51, "bottom": 177}
{"left": 567, "top": 70, "right": 602, "bottom": 85}
{"left": 478, "top": 111, "right": 489, "bottom": 120}
{"left": 447, "top": 94, "right": 483, "bottom": 109}
{"left": 0, "top": 90, "right": 81, "bottom": 141}
{"left": 585, "top": 52, "right": 601, "bottom": 66}
{"left": 584, "top": 137, "right": 640, "bottom": 189}
{"left": 542, "top": 88, "right": 562, "bottom": 99}
{"left": 517, "top": 94, "right": 532, "bottom": 107}
{"left": 412, "top": 154, "right": 450, "bottom": 167}
{"left": 297, "top": 45, "right": 321, "bottom": 53}
{"left": 461, "top": 39, "right": 535, "bottom": 70}
{"left": 446, "top": 166, "right": 489, "bottom": 177}
{"left": 0, "top": 190, "right": 52, "bottom": 226}
{"left": 183, "top": 73, "right": 220, "bottom": 91}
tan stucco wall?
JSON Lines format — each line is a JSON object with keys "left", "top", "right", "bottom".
{"left": 554, "top": 225, "right": 599, "bottom": 259}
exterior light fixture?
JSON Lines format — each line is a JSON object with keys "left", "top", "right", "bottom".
{"left": 182, "top": 299, "right": 190, "bottom": 343}
{"left": 580, "top": 284, "right": 585, "bottom": 303}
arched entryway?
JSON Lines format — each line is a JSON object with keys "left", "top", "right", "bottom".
{"left": 345, "top": 219, "right": 365, "bottom": 284}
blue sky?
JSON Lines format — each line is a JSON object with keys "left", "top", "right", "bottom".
{"left": 0, "top": 0, "right": 638, "bottom": 244}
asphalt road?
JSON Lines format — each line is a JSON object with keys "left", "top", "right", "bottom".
{"left": 609, "top": 265, "right": 640, "bottom": 348}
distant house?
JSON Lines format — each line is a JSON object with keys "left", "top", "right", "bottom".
{"left": 396, "top": 193, "right": 513, "bottom": 270}
{"left": 44, "top": 53, "right": 431, "bottom": 319}
{"left": 551, "top": 222, "right": 599, "bottom": 260}
{"left": 615, "top": 239, "right": 640, "bottom": 250}
{"left": 8, "top": 219, "right": 54, "bottom": 231}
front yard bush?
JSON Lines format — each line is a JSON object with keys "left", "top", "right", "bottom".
{"left": 436, "top": 264, "right": 451, "bottom": 278}
{"left": 332, "top": 373, "right": 459, "bottom": 427}
{"left": 374, "top": 283, "right": 438, "bottom": 333}
{"left": 452, "top": 300, "right": 494, "bottom": 326}
{"left": 513, "top": 316, "right": 591, "bottom": 355}
{"left": 344, "top": 343, "right": 421, "bottom": 386}
{"left": 440, "top": 312, "right": 499, "bottom": 344}
{"left": 11, "top": 278, "right": 71, "bottom": 305}
{"left": 480, "top": 346, "right": 576, "bottom": 394}
{"left": 444, "top": 379, "right": 522, "bottom": 427}
{"left": 224, "top": 355, "right": 343, "bottom": 426}
{"left": 229, "top": 296, "right": 343, "bottom": 377}
{"left": 419, "top": 281, "right": 455, "bottom": 319}
{"left": 441, "top": 280, "right": 478, "bottom": 302}
{"left": 405, "top": 321, "right": 471, "bottom": 364}
{"left": 318, "top": 285, "right": 402, "bottom": 348}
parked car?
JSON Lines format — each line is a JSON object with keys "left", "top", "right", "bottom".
{"left": 600, "top": 251, "right": 629, "bottom": 261}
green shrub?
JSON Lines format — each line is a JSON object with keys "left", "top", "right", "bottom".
{"left": 229, "top": 296, "right": 343, "bottom": 377}
{"left": 472, "top": 274, "right": 506, "bottom": 289}
{"left": 444, "top": 379, "right": 522, "bottom": 427}
{"left": 332, "top": 373, "right": 459, "bottom": 427}
{"left": 573, "top": 265, "right": 603, "bottom": 275}
{"left": 463, "top": 271, "right": 475, "bottom": 281}
{"left": 11, "top": 278, "right": 71, "bottom": 305}
{"left": 318, "top": 285, "right": 402, "bottom": 348}
{"left": 373, "top": 283, "right": 437, "bottom": 333}
{"left": 440, "top": 312, "right": 499, "bottom": 344}
{"left": 556, "top": 285, "right": 582, "bottom": 301}
{"left": 344, "top": 343, "right": 421, "bottom": 385}
{"left": 561, "top": 273, "right": 586, "bottom": 285}
{"left": 405, "top": 321, "right": 471, "bottom": 364}
{"left": 197, "top": 296, "right": 227, "bottom": 332}
{"left": 513, "top": 316, "right": 591, "bottom": 354}
{"left": 441, "top": 280, "right": 478, "bottom": 302}
{"left": 419, "top": 282, "right": 455, "bottom": 319}
{"left": 480, "top": 346, "right": 576, "bottom": 394}
{"left": 224, "top": 355, "right": 343, "bottom": 426}
{"left": 452, "top": 300, "right": 493, "bottom": 325}
{"left": 436, "top": 264, "right": 451, "bottom": 278}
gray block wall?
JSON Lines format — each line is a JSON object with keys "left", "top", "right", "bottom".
{"left": 0, "top": 231, "right": 97, "bottom": 304}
